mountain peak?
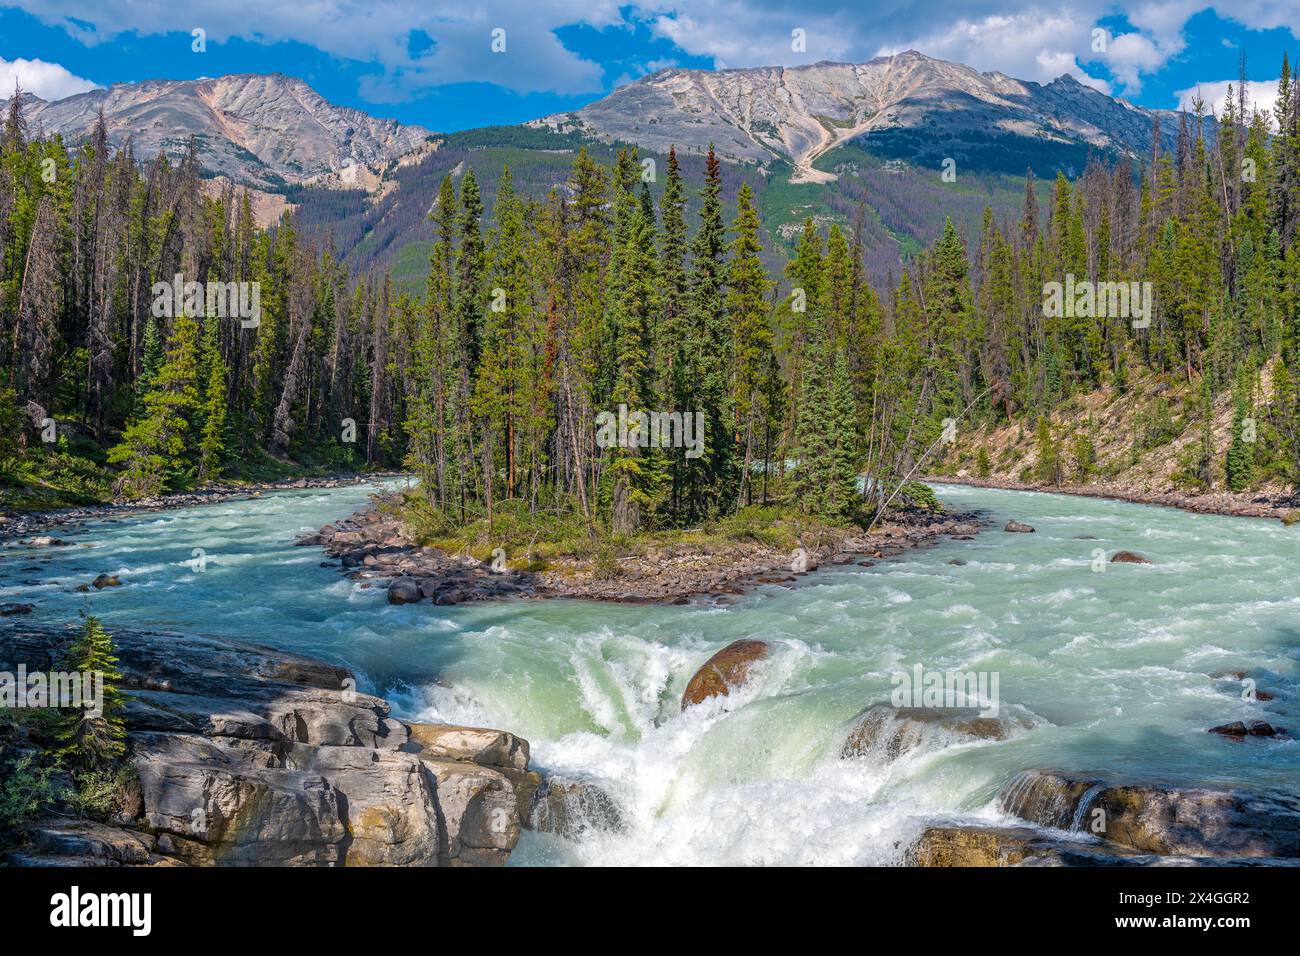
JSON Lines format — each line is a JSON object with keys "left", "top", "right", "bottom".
{"left": 8, "top": 72, "right": 431, "bottom": 191}
{"left": 534, "top": 52, "right": 1189, "bottom": 183}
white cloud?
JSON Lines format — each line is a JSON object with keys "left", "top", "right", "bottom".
{"left": 1099, "top": 31, "right": 1182, "bottom": 93}
{"left": 20, "top": 1, "right": 617, "bottom": 96}
{"left": 0, "top": 55, "right": 98, "bottom": 101}
{"left": 13, "top": 0, "right": 1300, "bottom": 102}
{"left": 1176, "top": 78, "right": 1281, "bottom": 120}
{"left": 876, "top": 10, "right": 1116, "bottom": 90}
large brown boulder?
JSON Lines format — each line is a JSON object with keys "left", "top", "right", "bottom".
{"left": 841, "top": 704, "right": 1022, "bottom": 761}
{"left": 680, "top": 639, "right": 769, "bottom": 710}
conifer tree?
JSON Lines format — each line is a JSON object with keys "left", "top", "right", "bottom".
{"left": 51, "top": 615, "right": 126, "bottom": 770}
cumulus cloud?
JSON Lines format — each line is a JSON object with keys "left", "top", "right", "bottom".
{"left": 0, "top": 55, "right": 98, "bottom": 101}
{"left": 13, "top": 0, "right": 1300, "bottom": 101}
{"left": 877, "top": 10, "right": 1115, "bottom": 90}
{"left": 1176, "top": 78, "right": 1281, "bottom": 120}
{"left": 19, "top": 1, "right": 617, "bottom": 96}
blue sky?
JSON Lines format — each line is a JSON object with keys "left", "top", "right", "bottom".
{"left": 1, "top": 2, "right": 1297, "bottom": 130}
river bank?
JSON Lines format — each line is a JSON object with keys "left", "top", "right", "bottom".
{"left": 302, "top": 494, "right": 984, "bottom": 605}
{"left": 929, "top": 473, "right": 1300, "bottom": 523}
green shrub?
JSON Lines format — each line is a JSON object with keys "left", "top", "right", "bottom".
{"left": 898, "top": 481, "right": 942, "bottom": 512}
{"left": 0, "top": 754, "right": 55, "bottom": 830}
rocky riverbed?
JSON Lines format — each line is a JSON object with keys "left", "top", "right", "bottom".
{"left": 300, "top": 494, "right": 984, "bottom": 606}
{"left": 0, "top": 622, "right": 605, "bottom": 866}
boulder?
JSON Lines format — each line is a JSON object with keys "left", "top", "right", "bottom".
{"left": 1208, "top": 720, "right": 1283, "bottom": 738}
{"left": 1208, "top": 721, "right": 1248, "bottom": 736}
{"left": 130, "top": 732, "right": 352, "bottom": 866}
{"left": 528, "top": 775, "right": 626, "bottom": 840}
{"left": 999, "top": 770, "right": 1300, "bottom": 858}
{"left": 1110, "top": 550, "right": 1152, "bottom": 564}
{"left": 417, "top": 758, "right": 524, "bottom": 866}
{"left": 16, "top": 818, "right": 157, "bottom": 865}
{"left": 91, "top": 574, "right": 122, "bottom": 589}
{"left": 406, "top": 723, "right": 530, "bottom": 771}
{"left": 680, "top": 639, "right": 769, "bottom": 710}
{"left": 386, "top": 577, "right": 423, "bottom": 604}
{"left": 1004, "top": 520, "right": 1035, "bottom": 533}
{"left": 841, "top": 704, "right": 1020, "bottom": 761}
{"left": 0, "top": 603, "right": 34, "bottom": 616}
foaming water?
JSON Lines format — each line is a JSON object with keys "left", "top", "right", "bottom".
{"left": 6, "top": 481, "right": 1299, "bottom": 865}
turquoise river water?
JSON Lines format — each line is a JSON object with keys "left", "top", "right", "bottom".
{"left": 3, "top": 482, "right": 1296, "bottom": 865}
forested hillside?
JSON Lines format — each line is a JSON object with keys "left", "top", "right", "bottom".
{"left": 4, "top": 58, "right": 1300, "bottom": 533}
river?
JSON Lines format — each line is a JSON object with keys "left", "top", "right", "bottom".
{"left": 4, "top": 481, "right": 1296, "bottom": 865}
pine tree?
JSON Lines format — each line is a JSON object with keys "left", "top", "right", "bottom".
{"left": 684, "top": 145, "right": 735, "bottom": 519}
{"left": 51, "top": 615, "right": 126, "bottom": 770}
{"left": 1226, "top": 383, "right": 1257, "bottom": 492}
{"left": 1035, "top": 416, "right": 1061, "bottom": 486}
{"left": 109, "top": 312, "right": 202, "bottom": 497}
{"left": 726, "top": 181, "right": 773, "bottom": 506}
{"left": 197, "top": 316, "right": 228, "bottom": 481}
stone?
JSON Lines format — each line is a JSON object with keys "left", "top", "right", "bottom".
{"left": 406, "top": 723, "right": 530, "bottom": 771}
{"left": 1004, "top": 520, "right": 1035, "bottom": 533}
{"left": 386, "top": 576, "right": 423, "bottom": 604}
{"left": 0, "top": 603, "right": 34, "bottom": 615}
{"left": 1110, "top": 550, "right": 1152, "bottom": 564}
{"left": 417, "top": 758, "right": 523, "bottom": 866}
{"left": 681, "top": 639, "right": 769, "bottom": 709}
{"left": 841, "top": 704, "right": 1020, "bottom": 761}
{"left": 17, "top": 818, "right": 156, "bottom": 865}
{"left": 92, "top": 574, "right": 122, "bottom": 588}
{"left": 1208, "top": 721, "right": 1248, "bottom": 736}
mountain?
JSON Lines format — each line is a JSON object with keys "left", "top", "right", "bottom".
{"left": 2, "top": 73, "right": 431, "bottom": 191}
{"left": 5, "top": 55, "right": 1207, "bottom": 288}
{"left": 531, "top": 51, "right": 1193, "bottom": 182}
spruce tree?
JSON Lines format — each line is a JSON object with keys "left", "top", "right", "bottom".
{"left": 197, "top": 316, "right": 228, "bottom": 482}
{"left": 52, "top": 615, "right": 126, "bottom": 770}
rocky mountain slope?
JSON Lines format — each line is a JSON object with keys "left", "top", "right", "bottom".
{"left": 932, "top": 362, "right": 1299, "bottom": 520}
{"left": 532, "top": 51, "right": 1192, "bottom": 182}
{"left": 2, "top": 73, "right": 431, "bottom": 191}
